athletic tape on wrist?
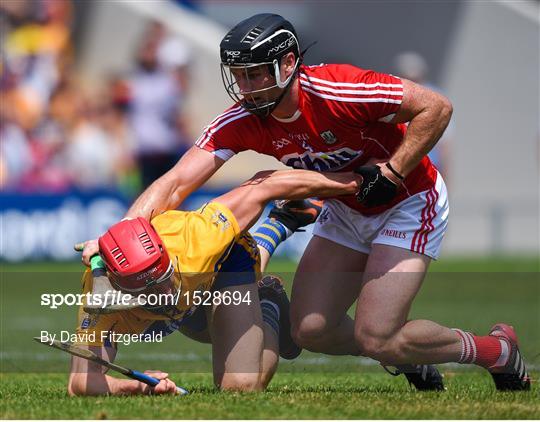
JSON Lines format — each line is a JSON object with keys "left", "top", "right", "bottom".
{"left": 253, "top": 218, "right": 289, "bottom": 256}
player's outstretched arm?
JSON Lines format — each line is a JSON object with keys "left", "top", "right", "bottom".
{"left": 68, "top": 347, "right": 178, "bottom": 396}
{"left": 80, "top": 147, "right": 224, "bottom": 265}
{"left": 214, "top": 169, "right": 362, "bottom": 231}
{"left": 125, "top": 147, "right": 225, "bottom": 220}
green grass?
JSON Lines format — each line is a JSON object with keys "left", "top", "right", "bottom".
{"left": 267, "top": 255, "right": 540, "bottom": 273}
{"left": 1, "top": 372, "right": 538, "bottom": 419}
{"left": 1, "top": 256, "right": 539, "bottom": 419}
{"left": 2, "top": 255, "right": 538, "bottom": 273}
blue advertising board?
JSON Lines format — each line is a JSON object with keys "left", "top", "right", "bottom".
{"left": 1, "top": 189, "right": 310, "bottom": 262}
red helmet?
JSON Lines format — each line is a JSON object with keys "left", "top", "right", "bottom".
{"left": 98, "top": 217, "right": 172, "bottom": 293}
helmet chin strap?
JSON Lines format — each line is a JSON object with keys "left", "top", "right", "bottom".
{"left": 267, "top": 57, "right": 301, "bottom": 115}
{"left": 274, "top": 58, "right": 299, "bottom": 89}
{"left": 248, "top": 56, "right": 301, "bottom": 117}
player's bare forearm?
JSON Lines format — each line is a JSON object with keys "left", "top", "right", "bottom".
{"left": 255, "top": 169, "right": 361, "bottom": 200}
{"left": 126, "top": 174, "right": 184, "bottom": 219}
{"left": 68, "top": 354, "right": 143, "bottom": 396}
{"left": 389, "top": 79, "right": 453, "bottom": 177}
{"left": 68, "top": 372, "right": 146, "bottom": 396}
{"left": 80, "top": 148, "right": 223, "bottom": 266}
{"left": 216, "top": 170, "right": 361, "bottom": 231}
{"left": 68, "top": 352, "right": 177, "bottom": 396}
{"left": 125, "top": 147, "right": 225, "bottom": 219}
{"left": 67, "top": 348, "right": 143, "bottom": 396}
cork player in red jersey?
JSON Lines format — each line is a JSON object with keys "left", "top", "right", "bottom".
{"left": 81, "top": 14, "right": 529, "bottom": 391}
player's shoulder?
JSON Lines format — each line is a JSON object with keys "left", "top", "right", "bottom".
{"left": 204, "top": 104, "right": 257, "bottom": 134}
{"left": 151, "top": 202, "right": 234, "bottom": 227}
{"left": 196, "top": 103, "right": 260, "bottom": 152}
{"left": 300, "top": 63, "right": 401, "bottom": 86}
{"left": 152, "top": 210, "right": 185, "bottom": 221}
{"left": 197, "top": 202, "right": 239, "bottom": 230}
{"left": 151, "top": 210, "right": 187, "bottom": 234}
{"left": 300, "top": 63, "right": 373, "bottom": 83}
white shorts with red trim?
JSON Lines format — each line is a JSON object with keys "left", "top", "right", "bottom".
{"left": 312, "top": 172, "right": 448, "bottom": 259}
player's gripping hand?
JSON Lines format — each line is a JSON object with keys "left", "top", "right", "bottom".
{"left": 354, "top": 163, "right": 403, "bottom": 207}
{"left": 269, "top": 198, "right": 324, "bottom": 232}
{"left": 141, "top": 371, "right": 180, "bottom": 395}
{"left": 74, "top": 239, "right": 99, "bottom": 266}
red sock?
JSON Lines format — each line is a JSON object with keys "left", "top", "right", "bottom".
{"left": 452, "top": 329, "right": 509, "bottom": 368}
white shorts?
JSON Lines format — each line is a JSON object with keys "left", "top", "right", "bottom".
{"left": 313, "top": 173, "right": 449, "bottom": 259}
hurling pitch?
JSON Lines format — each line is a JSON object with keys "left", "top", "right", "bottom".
{"left": 1, "top": 257, "right": 538, "bottom": 419}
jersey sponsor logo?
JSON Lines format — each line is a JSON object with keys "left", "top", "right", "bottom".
{"left": 281, "top": 147, "right": 363, "bottom": 171}
{"left": 289, "top": 132, "right": 310, "bottom": 142}
{"left": 272, "top": 138, "right": 292, "bottom": 149}
{"left": 287, "top": 132, "right": 313, "bottom": 151}
{"left": 380, "top": 228, "right": 407, "bottom": 239}
{"left": 320, "top": 130, "right": 338, "bottom": 145}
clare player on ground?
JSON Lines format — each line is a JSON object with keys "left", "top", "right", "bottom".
{"left": 68, "top": 169, "right": 360, "bottom": 396}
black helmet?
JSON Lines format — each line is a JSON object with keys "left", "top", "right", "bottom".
{"left": 220, "top": 13, "right": 302, "bottom": 117}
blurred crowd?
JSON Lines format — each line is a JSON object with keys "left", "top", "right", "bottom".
{"left": 0, "top": 0, "right": 193, "bottom": 196}
{"left": 1, "top": 0, "right": 453, "bottom": 196}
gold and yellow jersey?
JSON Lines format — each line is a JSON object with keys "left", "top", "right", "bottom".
{"left": 75, "top": 202, "right": 260, "bottom": 347}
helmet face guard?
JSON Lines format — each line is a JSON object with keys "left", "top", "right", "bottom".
{"left": 220, "top": 57, "right": 300, "bottom": 117}
{"left": 135, "top": 260, "right": 179, "bottom": 312}
{"left": 125, "top": 259, "right": 175, "bottom": 295}
{"left": 220, "top": 14, "right": 302, "bottom": 117}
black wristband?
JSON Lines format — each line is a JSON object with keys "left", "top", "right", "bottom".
{"left": 385, "top": 162, "right": 405, "bottom": 180}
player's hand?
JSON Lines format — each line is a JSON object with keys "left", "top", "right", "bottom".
{"left": 354, "top": 163, "right": 401, "bottom": 207}
{"left": 142, "top": 371, "right": 179, "bottom": 395}
{"left": 74, "top": 239, "right": 99, "bottom": 267}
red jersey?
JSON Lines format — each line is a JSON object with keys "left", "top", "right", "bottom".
{"left": 195, "top": 64, "right": 437, "bottom": 215}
